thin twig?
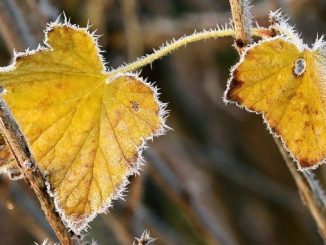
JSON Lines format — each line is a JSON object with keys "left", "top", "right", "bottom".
{"left": 274, "top": 139, "right": 326, "bottom": 241}
{"left": 0, "top": 97, "right": 75, "bottom": 245}
{"left": 229, "top": 0, "right": 251, "bottom": 51}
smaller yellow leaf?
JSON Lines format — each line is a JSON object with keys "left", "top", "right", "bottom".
{"left": 224, "top": 37, "right": 326, "bottom": 170}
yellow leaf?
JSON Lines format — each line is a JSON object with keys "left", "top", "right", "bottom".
{"left": 0, "top": 22, "right": 166, "bottom": 231}
{"left": 225, "top": 37, "right": 326, "bottom": 170}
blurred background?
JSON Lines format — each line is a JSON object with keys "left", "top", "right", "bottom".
{"left": 0, "top": 0, "right": 326, "bottom": 244}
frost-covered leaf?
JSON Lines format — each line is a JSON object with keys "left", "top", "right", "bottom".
{"left": 0, "top": 21, "right": 166, "bottom": 232}
{"left": 225, "top": 37, "right": 326, "bottom": 170}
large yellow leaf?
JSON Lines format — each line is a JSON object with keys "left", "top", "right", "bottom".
{"left": 0, "top": 23, "right": 166, "bottom": 231}
{"left": 225, "top": 37, "right": 326, "bottom": 170}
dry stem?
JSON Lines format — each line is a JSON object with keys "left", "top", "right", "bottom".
{"left": 274, "top": 139, "right": 326, "bottom": 241}
{"left": 229, "top": 0, "right": 251, "bottom": 52}
{"left": 0, "top": 97, "right": 75, "bottom": 245}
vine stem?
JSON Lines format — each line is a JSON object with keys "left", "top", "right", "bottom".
{"left": 110, "top": 27, "right": 268, "bottom": 76}
{"left": 228, "top": 0, "right": 326, "bottom": 241}
{"left": 0, "top": 97, "right": 75, "bottom": 245}
{"left": 275, "top": 139, "right": 326, "bottom": 241}
{"left": 229, "top": 0, "right": 252, "bottom": 51}
{"left": 110, "top": 28, "right": 232, "bottom": 75}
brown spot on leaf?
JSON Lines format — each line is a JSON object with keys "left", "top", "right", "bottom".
{"left": 299, "top": 158, "right": 317, "bottom": 168}
{"left": 55, "top": 82, "right": 64, "bottom": 89}
{"left": 303, "top": 105, "right": 312, "bottom": 115}
{"left": 130, "top": 101, "right": 139, "bottom": 112}
{"left": 294, "top": 139, "right": 303, "bottom": 144}
{"left": 16, "top": 56, "right": 23, "bottom": 63}
{"left": 226, "top": 71, "right": 244, "bottom": 103}
{"left": 127, "top": 154, "right": 138, "bottom": 167}
{"left": 235, "top": 39, "right": 245, "bottom": 48}
{"left": 270, "top": 125, "right": 280, "bottom": 135}
{"left": 47, "top": 28, "right": 55, "bottom": 34}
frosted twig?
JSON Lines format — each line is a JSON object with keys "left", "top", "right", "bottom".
{"left": 274, "top": 139, "right": 326, "bottom": 241}
{"left": 229, "top": 0, "right": 252, "bottom": 52}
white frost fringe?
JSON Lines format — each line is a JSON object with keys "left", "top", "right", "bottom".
{"left": 243, "top": 0, "right": 253, "bottom": 38}
{"left": 133, "top": 230, "right": 157, "bottom": 245}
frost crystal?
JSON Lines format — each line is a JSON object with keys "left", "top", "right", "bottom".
{"left": 294, "top": 58, "right": 306, "bottom": 77}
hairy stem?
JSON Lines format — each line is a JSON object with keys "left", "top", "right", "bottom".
{"left": 229, "top": 0, "right": 252, "bottom": 51}
{"left": 274, "top": 139, "right": 326, "bottom": 241}
{"left": 0, "top": 97, "right": 75, "bottom": 245}
{"left": 110, "top": 28, "right": 234, "bottom": 76}
{"left": 110, "top": 27, "right": 270, "bottom": 76}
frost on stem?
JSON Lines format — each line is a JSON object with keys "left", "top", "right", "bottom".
{"left": 269, "top": 8, "right": 289, "bottom": 26}
{"left": 268, "top": 9, "right": 303, "bottom": 48}
{"left": 133, "top": 230, "right": 156, "bottom": 245}
{"left": 111, "top": 25, "right": 233, "bottom": 75}
{"left": 229, "top": 0, "right": 253, "bottom": 49}
{"left": 243, "top": 0, "right": 253, "bottom": 39}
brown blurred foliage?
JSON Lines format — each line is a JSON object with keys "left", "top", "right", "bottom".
{"left": 0, "top": 0, "right": 325, "bottom": 244}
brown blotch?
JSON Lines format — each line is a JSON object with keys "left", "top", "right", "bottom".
{"left": 130, "top": 100, "right": 140, "bottom": 112}
{"left": 39, "top": 98, "right": 51, "bottom": 107}
{"left": 124, "top": 75, "right": 134, "bottom": 82}
{"left": 270, "top": 125, "right": 280, "bottom": 135}
{"left": 299, "top": 158, "right": 317, "bottom": 168}
{"left": 62, "top": 26, "right": 70, "bottom": 31}
{"left": 15, "top": 56, "right": 23, "bottom": 63}
{"left": 295, "top": 92, "right": 303, "bottom": 99}
{"left": 287, "top": 94, "right": 295, "bottom": 100}
{"left": 55, "top": 82, "right": 64, "bottom": 89}
{"left": 15, "top": 55, "right": 30, "bottom": 65}
{"left": 303, "top": 105, "right": 312, "bottom": 115}
{"left": 226, "top": 71, "right": 244, "bottom": 103}
{"left": 294, "top": 139, "right": 303, "bottom": 144}
{"left": 127, "top": 154, "right": 138, "bottom": 167}
{"left": 235, "top": 39, "right": 245, "bottom": 48}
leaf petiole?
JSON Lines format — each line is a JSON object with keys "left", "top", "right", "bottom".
{"left": 109, "top": 27, "right": 273, "bottom": 76}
